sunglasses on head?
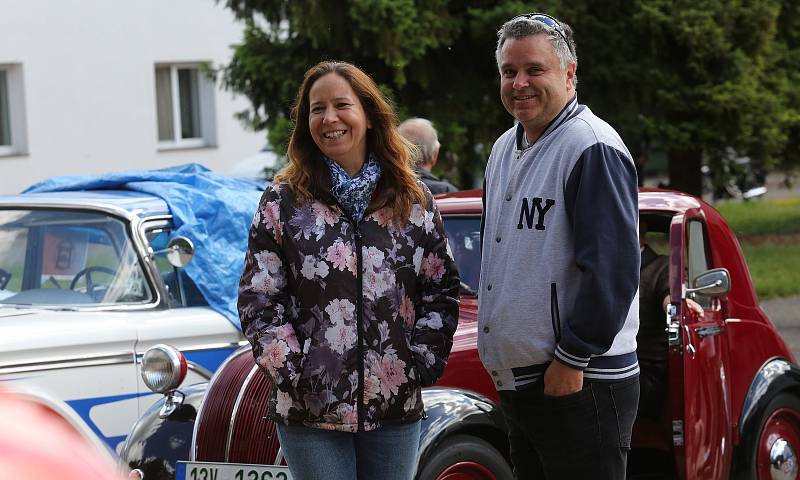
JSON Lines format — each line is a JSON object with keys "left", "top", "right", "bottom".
{"left": 510, "top": 13, "right": 574, "bottom": 56}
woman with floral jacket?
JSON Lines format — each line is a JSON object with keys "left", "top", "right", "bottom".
{"left": 237, "top": 61, "right": 460, "bottom": 480}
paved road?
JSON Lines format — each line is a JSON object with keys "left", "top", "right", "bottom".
{"left": 762, "top": 171, "right": 800, "bottom": 201}
{"left": 762, "top": 295, "right": 800, "bottom": 358}
{"left": 642, "top": 172, "right": 799, "bottom": 202}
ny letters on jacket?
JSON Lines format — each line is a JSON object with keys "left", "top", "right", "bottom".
{"left": 238, "top": 182, "right": 460, "bottom": 432}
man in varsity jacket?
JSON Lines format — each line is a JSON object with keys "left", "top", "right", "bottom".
{"left": 479, "top": 13, "right": 640, "bottom": 479}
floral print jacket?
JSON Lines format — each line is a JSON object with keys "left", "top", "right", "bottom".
{"left": 238, "top": 181, "right": 460, "bottom": 432}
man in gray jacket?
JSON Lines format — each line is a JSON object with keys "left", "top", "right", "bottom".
{"left": 479, "top": 13, "right": 640, "bottom": 479}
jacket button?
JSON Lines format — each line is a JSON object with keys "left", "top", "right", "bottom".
{"left": 496, "top": 380, "right": 503, "bottom": 387}
{"left": 495, "top": 236, "right": 501, "bottom": 243}
{"left": 505, "top": 194, "right": 512, "bottom": 201}
{"left": 491, "top": 370, "right": 498, "bottom": 376}
{"left": 487, "top": 284, "right": 492, "bottom": 291}
{"left": 483, "top": 326, "right": 490, "bottom": 333}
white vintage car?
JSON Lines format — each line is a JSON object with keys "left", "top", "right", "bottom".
{"left": 0, "top": 166, "right": 257, "bottom": 453}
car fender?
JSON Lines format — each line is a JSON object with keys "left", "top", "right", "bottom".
{"left": 418, "top": 387, "right": 508, "bottom": 469}
{"left": 6, "top": 386, "right": 115, "bottom": 461}
{"left": 731, "top": 357, "right": 800, "bottom": 479}
{"left": 119, "top": 383, "right": 208, "bottom": 480}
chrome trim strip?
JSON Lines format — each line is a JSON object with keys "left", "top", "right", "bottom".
{"left": 0, "top": 199, "right": 145, "bottom": 223}
{"left": 183, "top": 341, "right": 249, "bottom": 351}
{"left": 274, "top": 448, "right": 285, "bottom": 466}
{"left": 138, "top": 217, "right": 174, "bottom": 309}
{"left": 191, "top": 345, "right": 251, "bottom": 461}
{"left": 187, "top": 361, "right": 213, "bottom": 380}
{"left": 0, "top": 352, "right": 133, "bottom": 375}
{"left": 225, "top": 365, "right": 259, "bottom": 461}
{"left": 135, "top": 341, "right": 246, "bottom": 362}
{"left": 129, "top": 214, "right": 164, "bottom": 309}
{"left": 140, "top": 216, "right": 172, "bottom": 225}
{"left": 1, "top": 302, "right": 162, "bottom": 313}
{"left": 0, "top": 310, "right": 38, "bottom": 319}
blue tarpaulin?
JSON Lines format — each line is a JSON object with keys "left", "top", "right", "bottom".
{"left": 24, "top": 163, "right": 265, "bottom": 329}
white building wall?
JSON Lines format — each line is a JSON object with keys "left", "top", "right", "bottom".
{"left": 0, "top": 0, "right": 266, "bottom": 194}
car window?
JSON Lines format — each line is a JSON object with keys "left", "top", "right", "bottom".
{"left": 686, "top": 219, "right": 713, "bottom": 309}
{"left": 147, "top": 229, "right": 207, "bottom": 307}
{"left": 442, "top": 216, "right": 481, "bottom": 295}
{"left": 0, "top": 209, "right": 151, "bottom": 305}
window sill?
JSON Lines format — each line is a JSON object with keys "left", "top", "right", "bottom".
{"left": 0, "top": 148, "right": 28, "bottom": 158}
{"left": 157, "top": 141, "right": 217, "bottom": 152}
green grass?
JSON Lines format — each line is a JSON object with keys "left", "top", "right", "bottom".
{"left": 716, "top": 197, "right": 800, "bottom": 236}
{"left": 713, "top": 197, "right": 800, "bottom": 299}
{"left": 740, "top": 243, "right": 800, "bottom": 300}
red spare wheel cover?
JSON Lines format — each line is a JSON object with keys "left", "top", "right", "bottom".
{"left": 195, "top": 348, "right": 282, "bottom": 464}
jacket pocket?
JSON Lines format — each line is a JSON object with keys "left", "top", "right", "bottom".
{"left": 550, "top": 282, "right": 562, "bottom": 343}
{"left": 400, "top": 329, "right": 434, "bottom": 389}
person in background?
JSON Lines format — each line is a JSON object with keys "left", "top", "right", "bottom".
{"left": 238, "top": 61, "right": 460, "bottom": 480}
{"left": 478, "top": 12, "right": 640, "bottom": 479}
{"left": 398, "top": 118, "right": 458, "bottom": 194}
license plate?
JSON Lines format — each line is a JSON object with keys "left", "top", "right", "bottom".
{"left": 177, "top": 461, "right": 292, "bottom": 480}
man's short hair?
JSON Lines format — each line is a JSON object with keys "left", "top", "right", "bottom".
{"left": 398, "top": 118, "right": 440, "bottom": 167}
{"left": 495, "top": 15, "right": 578, "bottom": 74}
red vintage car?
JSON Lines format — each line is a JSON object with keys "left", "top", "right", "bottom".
{"left": 121, "top": 189, "right": 800, "bottom": 480}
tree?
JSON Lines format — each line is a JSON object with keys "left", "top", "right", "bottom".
{"left": 219, "top": 0, "right": 799, "bottom": 195}
{"left": 771, "top": 1, "right": 800, "bottom": 179}
{"left": 558, "top": 0, "right": 790, "bottom": 195}
{"left": 220, "top": 0, "right": 517, "bottom": 188}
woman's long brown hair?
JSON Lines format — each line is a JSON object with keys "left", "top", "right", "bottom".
{"left": 275, "top": 61, "right": 425, "bottom": 225}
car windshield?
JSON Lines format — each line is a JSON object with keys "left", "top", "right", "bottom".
{"left": 442, "top": 216, "right": 481, "bottom": 296}
{"left": 0, "top": 209, "right": 152, "bottom": 307}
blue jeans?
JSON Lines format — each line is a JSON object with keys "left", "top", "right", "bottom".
{"left": 276, "top": 421, "right": 421, "bottom": 480}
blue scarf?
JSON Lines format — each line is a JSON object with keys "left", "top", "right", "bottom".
{"left": 325, "top": 154, "right": 381, "bottom": 222}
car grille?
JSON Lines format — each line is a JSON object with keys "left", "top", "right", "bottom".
{"left": 195, "top": 349, "right": 282, "bottom": 464}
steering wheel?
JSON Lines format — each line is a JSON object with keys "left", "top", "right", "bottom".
{"left": 69, "top": 266, "right": 115, "bottom": 293}
{"left": 0, "top": 268, "right": 10, "bottom": 290}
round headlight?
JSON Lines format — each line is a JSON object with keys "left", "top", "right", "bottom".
{"left": 141, "top": 344, "right": 187, "bottom": 394}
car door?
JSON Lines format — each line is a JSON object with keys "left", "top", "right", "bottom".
{"left": 669, "top": 211, "right": 733, "bottom": 479}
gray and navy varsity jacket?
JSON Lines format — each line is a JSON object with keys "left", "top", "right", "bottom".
{"left": 478, "top": 95, "right": 640, "bottom": 391}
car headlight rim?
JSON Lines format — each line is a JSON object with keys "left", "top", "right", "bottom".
{"left": 140, "top": 344, "right": 186, "bottom": 394}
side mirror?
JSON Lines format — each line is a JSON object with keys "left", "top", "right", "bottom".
{"left": 687, "top": 268, "right": 730, "bottom": 297}
{"left": 151, "top": 236, "right": 195, "bottom": 268}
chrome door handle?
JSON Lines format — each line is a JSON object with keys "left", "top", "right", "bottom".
{"left": 694, "top": 325, "right": 724, "bottom": 338}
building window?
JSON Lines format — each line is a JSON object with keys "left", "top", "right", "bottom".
{"left": 0, "top": 65, "right": 28, "bottom": 157}
{"left": 0, "top": 71, "right": 10, "bottom": 147}
{"left": 155, "top": 64, "right": 217, "bottom": 149}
